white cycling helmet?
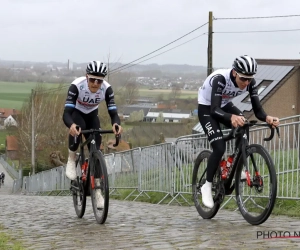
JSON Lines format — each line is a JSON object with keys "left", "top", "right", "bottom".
{"left": 233, "top": 55, "right": 257, "bottom": 76}
{"left": 86, "top": 61, "right": 108, "bottom": 77}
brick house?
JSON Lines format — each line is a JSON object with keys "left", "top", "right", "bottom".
{"left": 240, "top": 59, "right": 300, "bottom": 120}
{"left": 5, "top": 135, "right": 19, "bottom": 160}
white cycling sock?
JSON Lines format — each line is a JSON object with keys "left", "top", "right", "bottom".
{"left": 205, "top": 181, "right": 212, "bottom": 188}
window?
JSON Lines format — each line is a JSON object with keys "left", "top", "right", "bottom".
{"left": 243, "top": 80, "right": 272, "bottom": 103}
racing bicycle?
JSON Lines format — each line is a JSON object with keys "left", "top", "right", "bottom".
{"left": 192, "top": 120, "right": 280, "bottom": 225}
{"left": 70, "top": 126, "right": 120, "bottom": 224}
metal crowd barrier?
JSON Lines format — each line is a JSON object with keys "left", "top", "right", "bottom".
{"left": 0, "top": 156, "right": 19, "bottom": 179}
{"left": 10, "top": 118, "right": 300, "bottom": 205}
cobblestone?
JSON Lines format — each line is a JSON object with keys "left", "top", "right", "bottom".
{"left": 0, "top": 193, "right": 299, "bottom": 249}
{"left": 0, "top": 163, "right": 299, "bottom": 249}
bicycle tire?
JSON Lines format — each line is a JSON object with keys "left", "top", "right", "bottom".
{"left": 72, "top": 156, "right": 86, "bottom": 218}
{"left": 235, "top": 144, "right": 277, "bottom": 225}
{"left": 90, "top": 151, "right": 109, "bottom": 224}
{"left": 192, "top": 150, "right": 221, "bottom": 219}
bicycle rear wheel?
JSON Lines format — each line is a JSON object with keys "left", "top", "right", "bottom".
{"left": 192, "top": 150, "right": 221, "bottom": 219}
{"left": 235, "top": 144, "right": 277, "bottom": 225}
{"left": 90, "top": 151, "right": 109, "bottom": 224}
{"left": 71, "top": 155, "right": 86, "bottom": 218}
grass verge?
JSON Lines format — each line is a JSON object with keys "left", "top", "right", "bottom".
{"left": 0, "top": 225, "right": 26, "bottom": 250}
{"left": 110, "top": 189, "right": 300, "bottom": 217}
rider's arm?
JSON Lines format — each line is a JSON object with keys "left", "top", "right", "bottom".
{"left": 105, "top": 86, "right": 121, "bottom": 125}
{"left": 248, "top": 80, "right": 267, "bottom": 122}
{"left": 210, "top": 74, "right": 232, "bottom": 122}
{"left": 62, "top": 84, "right": 79, "bottom": 128}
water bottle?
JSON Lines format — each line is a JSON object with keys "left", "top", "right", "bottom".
{"left": 220, "top": 159, "right": 227, "bottom": 180}
{"left": 221, "top": 155, "right": 234, "bottom": 179}
{"left": 81, "top": 159, "right": 88, "bottom": 181}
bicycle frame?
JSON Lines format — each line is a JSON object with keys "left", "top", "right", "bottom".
{"left": 219, "top": 121, "right": 280, "bottom": 196}
{"left": 76, "top": 132, "right": 97, "bottom": 192}
{"left": 75, "top": 128, "right": 120, "bottom": 191}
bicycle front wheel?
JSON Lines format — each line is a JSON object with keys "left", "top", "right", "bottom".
{"left": 235, "top": 144, "right": 277, "bottom": 225}
{"left": 72, "top": 156, "right": 86, "bottom": 218}
{"left": 90, "top": 151, "right": 109, "bottom": 224}
{"left": 192, "top": 150, "right": 221, "bottom": 219}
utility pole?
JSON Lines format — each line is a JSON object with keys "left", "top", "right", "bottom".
{"left": 31, "top": 89, "right": 35, "bottom": 175}
{"left": 107, "top": 56, "right": 110, "bottom": 83}
{"left": 207, "top": 11, "right": 213, "bottom": 76}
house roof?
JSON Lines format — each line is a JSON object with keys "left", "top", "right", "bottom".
{"left": 146, "top": 112, "right": 191, "bottom": 119}
{"left": 0, "top": 108, "right": 20, "bottom": 119}
{"left": 150, "top": 108, "right": 191, "bottom": 114}
{"left": 120, "top": 106, "right": 152, "bottom": 116}
{"left": 231, "top": 64, "right": 294, "bottom": 113}
{"left": 6, "top": 135, "right": 18, "bottom": 151}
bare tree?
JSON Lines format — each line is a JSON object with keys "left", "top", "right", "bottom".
{"left": 156, "top": 93, "right": 165, "bottom": 103}
{"left": 123, "top": 81, "right": 139, "bottom": 104}
{"left": 169, "top": 85, "right": 182, "bottom": 101}
{"left": 15, "top": 83, "right": 68, "bottom": 170}
{"left": 156, "top": 112, "right": 164, "bottom": 123}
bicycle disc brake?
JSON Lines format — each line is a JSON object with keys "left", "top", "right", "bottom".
{"left": 214, "top": 180, "right": 225, "bottom": 204}
{"left": 252, "top": 175, "right": 264, "bottom": 193}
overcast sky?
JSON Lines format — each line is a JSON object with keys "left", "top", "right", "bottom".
{"left": 0, "top": 0, "right": 299, "bottom": 68}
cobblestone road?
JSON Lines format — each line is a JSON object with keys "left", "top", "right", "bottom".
{"left": 1, "top": 162, "right": 300, "bottom": 249}
{"left": 0, "top": 192, "right": 299, "bottom": 250}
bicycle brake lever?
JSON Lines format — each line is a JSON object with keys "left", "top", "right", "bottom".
{"left": 113, "top": 134, "right": 120, "bottom": 147}
{"left": 275, "top": 126, "right": 280, "bottom": 138}
{"left": 232, "top": 126, "right": 239, "bottom": 138}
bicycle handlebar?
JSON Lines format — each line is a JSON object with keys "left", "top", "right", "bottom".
{"left": 74, "top": 125, "right": 120, "bottom": 147}
{"left": 223, "top": 120, "right": 280, "bottom": 142}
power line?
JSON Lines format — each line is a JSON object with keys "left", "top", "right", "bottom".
{"left": 214, "top": 14, "right": 300, "bottom": 20}
{"left": 108, "top": 33, "right": 207, "bottom": 76}
{"left": 215, "top": 28, "right": 300, "bottom": 33}
{"left": 38, "top": 33, "right": 208, "bottom": 94}
{"left": 109, "top": 22, "right": 208, "bottom": 74}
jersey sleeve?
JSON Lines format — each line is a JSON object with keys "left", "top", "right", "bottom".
{"left": 248, "top": 80, "right": 267, "bottom": 121}
{"left": 105, "top": 86, "right": 121, "bottom": 125}
{"left": 210, "top": 74, "right": 232, "bottom": 122}
{"left": 62, "top": 84, "right": 79, "bottom": 128}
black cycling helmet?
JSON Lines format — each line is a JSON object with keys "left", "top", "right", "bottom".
{"left": 86, "top": 61, "right": 108, "bottom": 77}
{"left": 232, "top": 55, "right": 257, "bottom": 76}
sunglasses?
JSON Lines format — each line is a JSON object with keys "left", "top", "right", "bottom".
{"left": 236, "top": 72, "right": 253, "bottom": 82}
{"left": 89, "top": 77, "right": 103, "bottom": 84}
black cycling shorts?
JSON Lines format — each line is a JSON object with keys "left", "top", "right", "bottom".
{"left": 68, "top": 109, "right": 101, "bottom": 151}
{"left": 198, "top": 102, "right": 242, "bottom": 143}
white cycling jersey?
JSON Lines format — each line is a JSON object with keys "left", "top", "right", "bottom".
{"left": 198, "top": 68, "right": 248, "bottom": 107}
{"left": 66, "top": 76, "right": 112, "bottom": 114}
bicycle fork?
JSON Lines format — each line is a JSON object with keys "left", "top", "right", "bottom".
{"left": 90, "top": 161, "right": 95, "bottom": 190}
{"left": 243, "top": 144, "right": 262, "bottom": 188}
{"left": 89, "top": 159, "right": 101, "bottom": 190}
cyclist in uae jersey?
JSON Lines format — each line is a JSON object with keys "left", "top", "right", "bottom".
{"left": 63, "top": 61, "right": 122, "bottom": 209}
{"left": 63, "top": 61, "right": 122, "bottom": 181}
{"left": 197, "top": 55, "right": 280, "bottom": 209}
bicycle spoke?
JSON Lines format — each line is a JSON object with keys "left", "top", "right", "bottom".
{"left": 90, "top": 151, "right": 109, "bottom": 224}
{"left": 72, "top": 157, "right": 87, "bottom": 218}
{"left": 192, "top": 150, "right": 221, "bottom": 219}
{"left": 235, "top": 144, "right": 277, "bottom": 225}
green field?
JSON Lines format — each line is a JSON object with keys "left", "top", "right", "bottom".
{"left": 0, "top": 82, "right": 62, "bottom": 109}
{"left": 0, "top": 81, "right": 198, "bottom": 109}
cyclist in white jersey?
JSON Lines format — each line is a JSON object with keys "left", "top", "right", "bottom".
{"left": 63, "top": 61, "right": 122, "bottom": 208}
{"left": 197, "top": 55, "right": 280, "bottom": 208}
